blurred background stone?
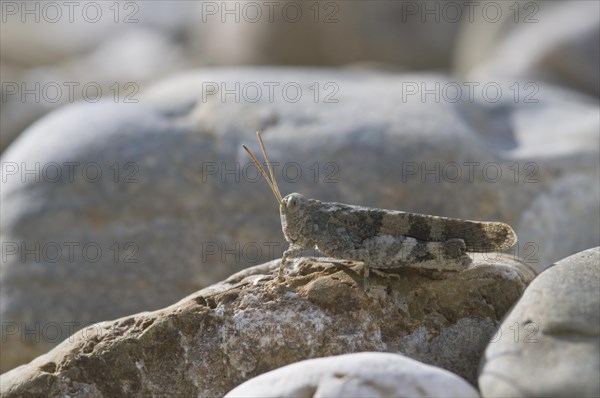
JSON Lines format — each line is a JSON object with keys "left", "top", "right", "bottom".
{"left": 0, "top": 27, "right": 188, "bottom": 151}
{"left": 190, "top": 0, "right": 463, "bottom": 68}
{"left": 0, "top": 1, "right": 193, "bottom": 66}
{"left": 517, "top": 174, "right": 600, "bottom": 267}
{"left": 2, "top": 1, "right": 598, "bottom": 151}
{"left": 454, "top": 0, "right": 600, "bottom": 98}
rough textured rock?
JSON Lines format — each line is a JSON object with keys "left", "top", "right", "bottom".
{"left": 1, "top": 68, "right": 597, "bottom": 372}
{"left": 0, "top": 255, "right": 533, "bottom": 396}
{"left": 479, "top": 247, "right": 600, "bottom": 397}
{"left": 225, "top": 352, "right": 480, "bottom": 397}
{"left": 454, "top": 1, "right": 600, "bottom": 98}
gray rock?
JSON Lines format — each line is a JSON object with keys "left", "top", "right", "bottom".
{"left": 225, "top": 352, "right": 479, "bottom": 397}
{"left": 479, "top": 247, "right": 600, "bottom": 397}
{"left": 1, "top": 68, "right": 597, "bottom": 372}
{"left": 0, "top": 28, "right": 187, "bottom": 152}
{"left": 1, "top": 101, "right": 213, "bottom": 372}
{"left": 0, "top": 65, "right": 61, "bottom": 152}
{"left": 0, "top": 255, "right": 533, "bottom": 397}
{"left": 518, "top": 175, "right": 600, "bottom": 267}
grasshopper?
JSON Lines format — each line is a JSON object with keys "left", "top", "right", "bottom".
{"left": 243, "top": 132, "right": 517, "bottom": 286}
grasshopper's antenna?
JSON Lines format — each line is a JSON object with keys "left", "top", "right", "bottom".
{"left": 243, "top": 144, "right": 284, "bottom": 205}
{"left": 256, "top": 131, "right": 283, "bottom": 202}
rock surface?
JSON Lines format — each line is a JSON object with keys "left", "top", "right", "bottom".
{"left": 479, "top": 247, "right": 600, "bottom": 397}
{"left": 1, "top": 68, "right": 597, "bottom": 372}
{"left": 0, "top": 255, "right": 533, "bottom": 397}
{"left": 225, "top": 352, "right": 479, "bottom": 397}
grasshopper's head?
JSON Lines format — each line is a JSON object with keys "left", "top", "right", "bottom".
{"left": 280, "top": 193, "right": 309, "bottom": 244}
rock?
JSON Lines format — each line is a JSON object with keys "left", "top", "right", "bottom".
{"left": 0, "top": 28, "right": 187, "bottom": 153}
{"left": 0, "top": 101, "right": 214, "bottom": 373}
{"left": 479, "top": 247, "right": 600, "bottom": 397}
{"left": 0, "top": 0, "right": 192, "bottom": 152}
{"left": 517, "top": 175, "right": 600, "bottom": 267}
{"left": 2, "top": 68, "right": 597, "bottom": 372}
{"left": 225, "top": 352, "right": 479, "bottom": 397}
{"left": 454, "top": 1, "right": 600, "bottom": 98}
{"left": 0, "top": 65, "right": 55, "bottom": 152}
{"left": 0, "top": 2, "right": 193, "bottom": 65}
{"left": 0, "top": 255, "right": 533, "bottom": 396}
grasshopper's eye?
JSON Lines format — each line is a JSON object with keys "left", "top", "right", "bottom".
{"left": 287, "top": 196, "right": 299, "bottom": 210}
{"left": 283, "top": 193, "right": 307, "bottom": 213}
{"left": 284, "top": 193, "right": 304, "bottom": 213}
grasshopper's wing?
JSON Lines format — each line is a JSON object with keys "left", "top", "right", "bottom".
{"left": 313, "top": 201, "right": 517, "bottom": 252}
{"left": 379, "top": 211, "right": 517, "bottom": 252}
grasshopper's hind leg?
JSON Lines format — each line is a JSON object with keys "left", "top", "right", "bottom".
{"left": 348, "top": 235, "right": 471, "bottom": 271}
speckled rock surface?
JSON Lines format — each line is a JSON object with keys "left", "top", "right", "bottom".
{"left": 225, "top": 352, "right": 479, "bottom": 397}
{"left": 479, "top": 247, "right": 600, "bottom": 397}
{"left": 0, "top": 255, "right": 534, "bottom": 397}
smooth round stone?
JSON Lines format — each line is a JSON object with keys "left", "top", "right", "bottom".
{"left": 225, "top": 352, "right": 479, "bottom": 397}
{"left": 479, "top": 247, "right": 600, "bottom": 397}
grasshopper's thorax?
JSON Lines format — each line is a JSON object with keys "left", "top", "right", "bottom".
{"left": 280, "top": 193, "right": 313, "bottom": 247}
